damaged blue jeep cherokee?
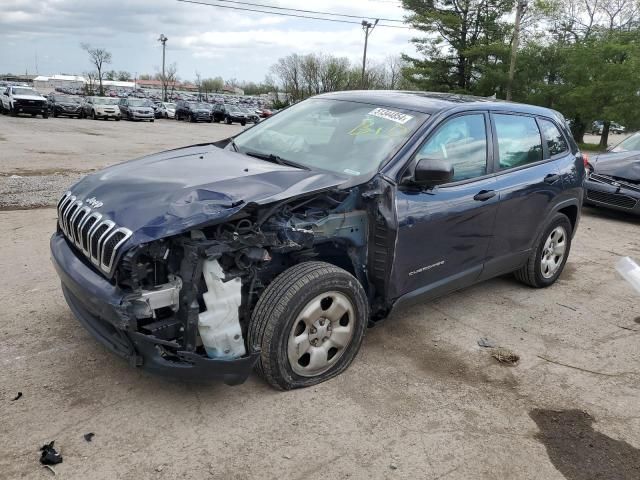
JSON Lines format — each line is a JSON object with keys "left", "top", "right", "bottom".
{"left": 51, "top": 91, "right": 586, "bottom": 389}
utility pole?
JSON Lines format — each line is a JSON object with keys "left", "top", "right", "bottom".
{"left": 158, "top": 34, "right": 168, "bottom": 101}
{"left": 361, "top": 19, "right": 379, "bottom": 89}
{"left": 506, "top": 0, "right": 526, "bottom": 101}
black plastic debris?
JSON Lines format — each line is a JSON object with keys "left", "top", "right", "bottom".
{"left": 40, "top": 441, "right": 63, "bottom": 465}
{"left": 84, "top": 433, "right": 95, "bottom": 442}
{"left": 12, "top": 392, "right": 22, "bottom": 401}
{"left": 477, "top": 337, "right": 497, "bottom": 348}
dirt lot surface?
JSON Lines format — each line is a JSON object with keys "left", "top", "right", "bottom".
{"left": 0, "top": 115, "right": 243, "bottom": 209}
{"left": 1, "top": 115, "right": 639, "bottom": 479}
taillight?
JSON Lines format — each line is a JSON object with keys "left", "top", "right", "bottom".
{"left": 582, "top": 152, "right": 590, "bottom": 168}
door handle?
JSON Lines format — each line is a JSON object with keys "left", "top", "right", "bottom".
{"left": 473, "top": 190, "right": 496, "bottom": 201}
{"left": 544, "top": 174, "right": 560, "bottom": 184}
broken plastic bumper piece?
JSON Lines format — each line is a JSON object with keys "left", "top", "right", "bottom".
{"left": 50, "top": 233, "right": 259, "bottom": 385}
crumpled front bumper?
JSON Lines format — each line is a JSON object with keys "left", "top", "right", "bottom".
{"left": 584, "top": 176, "right": 640, "bottom": 215}
{"left": 50, "top": 233, "right": 259, "bottom": 385}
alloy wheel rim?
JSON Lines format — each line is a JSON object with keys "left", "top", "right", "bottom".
{"left": 541, "top": 226, "right": 567, "bottom": 279}
{"left": 287, "top": 291, "right": 355, "bottom": 377}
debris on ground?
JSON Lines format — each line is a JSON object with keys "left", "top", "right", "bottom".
{"left": 491, "top": 348, "right": 520, "bottom": 365}
{"left": 83, "top": 432, "right": 95, "bottom": 442}
{"left": 40, "top": 441, "right": 63, "bottom": 465}
{"left": 389, "top": 462, "right": 398, "bottom": 470}
{"left": 477, "top": 337, "right": 497, "bottom": 348}
{"left": 12, "top": 391, "right": 22, "bottom": 401}
{"left": 43, "top": 465, "right": 56, "bottom": 476}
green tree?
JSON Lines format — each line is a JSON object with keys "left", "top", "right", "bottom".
{"left": 401, "top": 0, "right": 515, "bottom": 93}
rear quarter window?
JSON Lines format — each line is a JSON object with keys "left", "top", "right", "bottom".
{"left": 538, "top": 118, "right": 569, "bottom": 156}
{"left": 494, "top": 114, "right": 543, "bottom": 169}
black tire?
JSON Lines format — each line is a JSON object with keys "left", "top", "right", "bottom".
{"left": 515, "top": 213, "right": 572, "bottom": 288}
{"left": 189, "top": 114, "right": 195, "bottom": 123}
{"left": 150, "top": 119, "right": 154, "bottom": 122}
{"left": 115, "top": 117, "right": 120, "bottom": 121}
{"left": 10, "top": 105, "right": 17, "bottom": 116}
{"left": 92, "top": 110, "right": 97, "bottom": 120}
{"left": 226, "top": 116, "right": 232, "bottom": 125}
{"left": 248, "top": 261, "right": 368, "bottom": 390}
{"left": 42, "top": 113, "right": 48, "bottom": 119}
{"left": 241, "top": 121, "right": 246, "bottom": 126}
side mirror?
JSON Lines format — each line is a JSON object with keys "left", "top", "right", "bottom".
{"left": 413, "top": 158, "right": 454, "bottom": 187}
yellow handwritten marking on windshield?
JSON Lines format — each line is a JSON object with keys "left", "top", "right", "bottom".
{"left": 348, "top": 119, "right": 409, "bottom": 138}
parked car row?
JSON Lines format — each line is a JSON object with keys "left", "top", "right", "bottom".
{"left": 591, "top": 120, "right": 626, "bottom": 135}
{"left": 0, "top": 86, "right": 273, "bottom": 126}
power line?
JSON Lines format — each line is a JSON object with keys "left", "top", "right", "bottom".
{"left": 192, "top": 0, "right": 405, "bottom": 22}
{"left": 176, "top": 0, "right": 412, "bottom": 29}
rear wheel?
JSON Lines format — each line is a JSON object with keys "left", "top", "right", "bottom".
{"left": 515, "top": 213, "right": 572, "bottom": 288}
{"left": 248, "top": 261, "right": 368, "bottom": 390}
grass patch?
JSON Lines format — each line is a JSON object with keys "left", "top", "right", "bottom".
{"left": 578, "top": 142, "right": 607, "bottom": 152}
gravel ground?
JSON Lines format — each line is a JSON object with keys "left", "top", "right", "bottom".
{"left": 0, "top": 171, "right": 85, "bottom": 210}
{"left": 0, "top": 114, "right": 244, "bottom": 209}
{"left": 1, "top": 114, "right": 639, "bottom": 480}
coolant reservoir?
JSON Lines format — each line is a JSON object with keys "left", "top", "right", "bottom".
{"left": 198, "top": 259, "right": 246, "bottom": 360}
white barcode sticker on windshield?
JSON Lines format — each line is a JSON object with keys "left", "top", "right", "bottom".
{"left": 368, "top": 107, "right": 413, "bottom": 124}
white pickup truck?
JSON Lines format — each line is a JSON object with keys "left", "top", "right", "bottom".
{"left": 0, "top": 85, "right": 48, "bottom": 118}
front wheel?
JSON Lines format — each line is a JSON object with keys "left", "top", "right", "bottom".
{"left": 248, "top": 262, "right": 368, "bottom": 390}
{"left": 515, "top": 213, "right": 572, "bottom": 288}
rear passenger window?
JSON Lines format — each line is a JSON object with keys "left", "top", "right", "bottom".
{"left": 539, "top": 119, "right": 568, "bottom": 156}
{"left": 416, "top": 114, "right": 487, "bottom": 182}
{"left": 494, "top": 114, "right": 543, "bottom": 169}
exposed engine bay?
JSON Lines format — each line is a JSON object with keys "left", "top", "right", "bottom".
{"left": 110, "top": 187, "right": 380, "bottom": 363}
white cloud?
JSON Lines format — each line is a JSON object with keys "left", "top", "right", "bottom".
{"left": 0, "top": 0, "right": 418, "bottom": 81}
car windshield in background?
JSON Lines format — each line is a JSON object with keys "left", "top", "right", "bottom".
{"left": 612, "top": 133, "right": 640, "bottom": 152}
{"left": 129, "top": 99, "right": 151, "bottom": 107}
{"left": 233, "top": 98, "right": 427, "bottom": 176}
{"left": 55, "top": 96, "right": 80, "bottom": 103}
{"left": 164, "top": 103, "right": 176, "bottom": 109}
{"left": 197, "top": 103, "right": 210, "bottom": 109}
{"left": 94, "top": 97, "right": 119, "bottom": 105}
{"left": 13, "top": 88, "right": 38, "bottom": 96}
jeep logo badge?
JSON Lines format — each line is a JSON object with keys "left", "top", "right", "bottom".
{"left": 85, "top": 197, "right": 103, "bottom": 209}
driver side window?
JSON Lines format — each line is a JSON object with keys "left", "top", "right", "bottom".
{"left": 415, "top": 114, "right": 488, "bottom": 182}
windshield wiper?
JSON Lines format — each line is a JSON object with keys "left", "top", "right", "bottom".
{"left": 243, "top": 150, "right": 310, "bottom": 170}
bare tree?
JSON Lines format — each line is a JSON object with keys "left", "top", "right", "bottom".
{"left": 158, "top": 62, "right": 178, "bottom": 100}
{"left": 81, "top": 43, "right": 112, "bottom": 96}
{"left": 84, "top": 71, "right": 98, "bottom": 95}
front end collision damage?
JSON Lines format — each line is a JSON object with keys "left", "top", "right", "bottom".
{"left": 54, "top": 180, "right": 400, "bottom": 383}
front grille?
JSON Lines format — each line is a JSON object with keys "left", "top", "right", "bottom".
{"left": 57, "top": 191, "right": 132, "bottom": 275}
{"left": 586, "top": 189, "right": 637, "bottom": 209}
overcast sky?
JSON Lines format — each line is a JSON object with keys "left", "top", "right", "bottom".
{"left": 0, "top": 0, "right": 417, "bottom": 83}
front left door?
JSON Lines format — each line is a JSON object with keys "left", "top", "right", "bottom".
{"left": 390, "top": 112, "right": 499, "bottom": 301}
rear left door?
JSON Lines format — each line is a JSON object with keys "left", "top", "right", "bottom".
{"left": 481, "top": 113, "right": 564, "bottom": 278}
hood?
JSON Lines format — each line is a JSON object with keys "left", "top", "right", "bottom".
{"left": 14, "top": 94, "right": 46, "bottom": 101}
{"left": 593, "top": 150, "right": 640, "bottom": 182}
{"left": 67, "top": 144, "right": 348, "bottom": 244}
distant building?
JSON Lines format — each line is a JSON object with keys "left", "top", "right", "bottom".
{"left": 33, "top": 74, "right": 85, "bottom": 92}
{"left": 222, "top": 85, "right": 244, "bottom": 95}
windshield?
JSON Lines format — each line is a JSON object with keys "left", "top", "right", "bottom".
{"left": 128, "top": 99, "right": 151, "bottom": 107}
{"left": 163, "top": 103, "right": 176, "bottom": 109}
{"left": 93, "top": 97, "right": 119, "bottom": 105}
{"left": 13, "top": 87, "right": 38, "bottom": 96}
{"left": 612, "top": 133, "right": 640, "bottom": 152}
{"left": 233, "top": 98, "right": 427, "bottom": 176}
{"left": 54, "top": 96, "right": 80, "bottom": 103}
{"left": 196, "top": 103, "right": 210, "bottom": 109}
